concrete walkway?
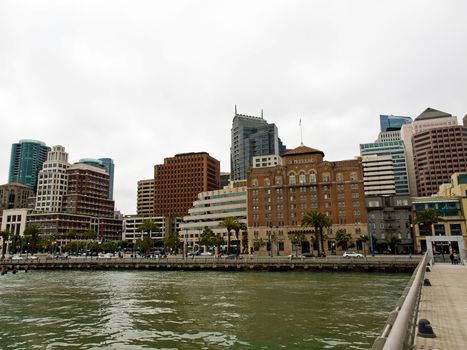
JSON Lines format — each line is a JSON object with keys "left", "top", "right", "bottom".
{"left": 414, "top": 263, "right": 467, "bottom": 350}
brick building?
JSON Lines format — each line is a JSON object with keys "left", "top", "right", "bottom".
{"left": 153, "top": 152, "right": 220, "bottom": 233}
{"left": 0, "top": 183, "right": 33, "bottom": 210}
{"left": 247, "top": 145, "right": 367, "bottom": 255}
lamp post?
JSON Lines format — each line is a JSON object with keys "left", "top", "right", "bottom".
{"left": 369, "top": 219, "right": 374, "bottom": 257}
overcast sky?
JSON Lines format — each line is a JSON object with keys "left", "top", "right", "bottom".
{"left": 1, "top": 0, "right": 466, "bottom": 214}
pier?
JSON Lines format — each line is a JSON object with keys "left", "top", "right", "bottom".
{"left": 0, "top": 255, "right": 420, "bottom": 273}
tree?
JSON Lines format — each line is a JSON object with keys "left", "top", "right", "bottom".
{"left": 360, "top": 234, "right": 369, "bottom": 257}
{"left": 137, "top": 219, "right": 160, "bottom": 238}
{"left": 336, "top": 229, "right": 353, "bottom": 251}
{"left": 211, "top": 233, "right": 226, "bottom": 256}
{"left": 271, "top": 231, "right": 284, "bottom": 256}
{"left": 0, "top": 230, "right": 9, "bottom": 259}
{"left": 199, "top": 227, "right": 215, "bottom": 252}
{"left": 233, "top": 222, "right": 247, "bottom": 256}
{"left": 302, "top": 210, "right": 331, "bottom": 256}
{"left": 288, "top": 232, "right": 306, "bottom": 257}
{"left": 136, "top": 235, "right": 153, "bottom": 254}
{"left": 386, "top": 234, "right": 402, "bottom": 254}
{"left": 23, "top": 224, "right": 42, "bottom": 255}
{"left": 163, "top": 232, "right": 181, "bottom": 254}
{"left": 219, "top": 218, "right": 239, "bottom": 255}
{"left": 413, "top": 208, "right": 446, "bottom": 236}
{"left": 84, "top": 229, "right": 97, "bottom": 241}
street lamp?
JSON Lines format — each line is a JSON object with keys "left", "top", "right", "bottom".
{"left": 369, "top": 219, "right": 375, "bottom": 257}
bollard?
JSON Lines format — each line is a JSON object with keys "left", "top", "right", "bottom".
{"left": 418, "top": 319, "right": 436, "bottom": 338}
{"left": 423, "top": 278, "right": 431, "bottom": 286}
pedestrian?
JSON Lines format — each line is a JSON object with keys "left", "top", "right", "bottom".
{"left": 454, "top": 252, "right": 459, "bottom": 265}
{"left": 450, "top": 252, "right": 454, "bottom": 264}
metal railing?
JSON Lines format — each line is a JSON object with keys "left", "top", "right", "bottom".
{"left": 372, "top": 252, "right": 430, "bottom": 350}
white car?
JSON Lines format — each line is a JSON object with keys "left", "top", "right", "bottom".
{"left": 97, "top": 253, "right": 112, "bottom": 259}
{"left": 200, "top": 251, "right": 213, "bottom": 256}
{"left": 11, "top": 254, "right": 24, "bottom": 260}
{"left": 343, "top": 251, "right": 363, "bottom": 258}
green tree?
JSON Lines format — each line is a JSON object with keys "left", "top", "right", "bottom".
{"left": 233, "top": 222, "right": 247, "bottom": 256}
{"left": 288, "top": 232, "right": 306, "bottom": 257}
{"left": 23, "top": 224, "right": 42, "bottom": 255}
{"left": 219, "top": 217, "right": 239, "bottom": 255}
{"left": 302, "top": 210, "right": 331, "bottom": 256}
{"left": 163, "top": 232, "right": 181, "bottom": 254}
{"left": 211, "top": 233, "right": 226, "bottom": 256}
{"left": 84, "top": 229, "right": 97, "bottom": 240}
{"left": 386, "top": 234, "right": 402, "bottom": 254}
{"left": 1, "top": 230, "right": 9, "bottom": 259}
{"left": 199, "top": 227, "right": 215, "bottom": 252}
{"left": 413, "top": 208, "right": 446, "bottom": 236}
{"left": 336, "top": 229, "right": 353, "bottom": 251}
{"left": 136, "top": 235, "right": 153, "bottom": 254}
{"left": 64, "top": 229, "right": 76, "bottom": 243}
{"left": 137, "top": 219, "right": 160, "bottom": 238}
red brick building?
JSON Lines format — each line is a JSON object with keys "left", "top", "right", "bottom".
{"left": 247, "top": 145, "right": 367, "bottom": 255}
{"left": 153, "top": 152, "right": 220, "bottom": 232}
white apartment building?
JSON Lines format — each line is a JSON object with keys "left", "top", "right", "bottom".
{"left": 122, "top": 215, "right": 180, "bottom": 241}
{"left": 362, "top": 155, "right": 396, "bottom": 196}
{"left": 35, "top": 145, "right": 70, "bottom": 212}
{"left": 137, "top": 179, "right": 155, "bottom": 217}
{"left": 179, "top": 184, "right": 247, "bottom": 247}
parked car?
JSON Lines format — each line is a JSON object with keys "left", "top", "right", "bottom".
{"left": 343, "top": 251, "right": 363, "bottom": 258}
{"left": 97, "top": 253, "right": 112, "bottom": 259}
{"left": 301, "top": 252, "right": 313, "bottom": 258}
{"left": 200, "top": 251, "right": 213, "bottom": 256}
{"left": 11, "top": 254, "right": 23, "bottom": 261}
{"left": 27, "top": 255, "right": 38, "bottom": 260}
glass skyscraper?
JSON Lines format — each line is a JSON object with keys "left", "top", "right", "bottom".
{"left": 230, "top": 111, "right": 287, "bottom": 181}
{"left": 380, "top": 115, "right": 412, "bottom": 132}
{"left": 8, "top": 139, "right": 50, "bottom": 193}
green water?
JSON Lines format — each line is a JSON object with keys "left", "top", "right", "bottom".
{"left": 0, "top": 271, "right": 409, "bottom": 349}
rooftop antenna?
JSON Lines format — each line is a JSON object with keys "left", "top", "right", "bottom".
{"left": 299, "top": 118, "right": 304, "bottom": 146}
{"left": 261, "top": 109, "right": 264, "bottom": 118}
{"left": 235, "top": 105, "right": 238, "bottom": 115}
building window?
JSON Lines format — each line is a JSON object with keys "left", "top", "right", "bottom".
{"left": 336, "top": 173, "right": 343, "bottom": 182}
{"left": 350, "top": 172, "right": 358, "bottom": 181}
{"left": 289, "top": 174, "right": 296, "bottom": 185}
{"left": 275, "top": 176, "right": 283, "bottom": 186}
{"left": 322, "top": 173, "right": 330, "bottom": 183}
{"left": 299, "top": 173, "right": 306, "bottom": 185}
{"left": 309, "top": 172, "right": 317, "bottom": 184}
{"left": 264, "top": 178, "right": 270, "bottom": 186}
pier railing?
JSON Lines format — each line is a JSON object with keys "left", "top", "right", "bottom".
{"left": 372, "top": 252, "right": 430, "bottom": 350}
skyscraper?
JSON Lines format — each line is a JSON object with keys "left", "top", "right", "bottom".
{"left": 153, "top": 152, "right": 220, "bottom": 233}
{"left": 230, "top": 109, "right": 287, "bottom": 181}
{"left": 99, "top": 158, "right": 115, "bottom": 200}
{"left": 8, "top": 139, "right": 50, "bottom": 193}
{"left": 380, "top": 115, "right": 412, "bottom": 132}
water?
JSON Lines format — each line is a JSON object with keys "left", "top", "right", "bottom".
{"left": 0, "top": 270, "right": 409, "bottom": 350}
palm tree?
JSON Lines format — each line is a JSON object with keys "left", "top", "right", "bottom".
{"left": 233, "top": 222, "right": 247, "bottom": 256}
{"left": 219, "top": 217, "right": 239, "bottom": 255}
{"left": 413, "top": 208, "right": 446, "bottom": 236}
{"left": 386, "top": 234, "right": 402, "bottom": 254}
{"left": 336, "top": 229, "right": 353, "bottom": 251}
{"left": 137, "top": 219, "right": 161, "bottom": 239}
{"left": 302, "top": 210, "right": 331, "bottom": 256}
{"left": 23, "top": 224, "right": 42, "bottom": 255}
{"left": 1, "top": 230, "right": 10, "bottom": 259}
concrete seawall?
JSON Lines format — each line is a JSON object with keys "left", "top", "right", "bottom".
{"left": 1, "top": 255, "right": 421, "bottom": 274}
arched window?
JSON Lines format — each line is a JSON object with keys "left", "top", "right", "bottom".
{"left": 336, "top": 173, "right": 344, "bottom": 182}
{"left": 275, "top": 176, "right": 283, "bottom": 185}
{"left": 251, "top": 179, "right": 258, "bottom": 187}
{"left": 288, "top": 173, "right": 296, "bottom": 185}
{"left": 264, "top": 178, "right": 270, "bottom": 186}
{"left": 299, "top": 172, "right": 306, "bottom": 185}
{"left": 309, "top": 172, "right": 317, "bottom": 184}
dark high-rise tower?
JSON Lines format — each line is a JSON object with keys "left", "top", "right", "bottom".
{"left": 380, "top": 115, "right": 412, "bottom": 132}
{"left": 8, "top": 139, "right": 50, "bottom": 193}
{"left": 230, "top": 109, "right": 287, "bottom": 181}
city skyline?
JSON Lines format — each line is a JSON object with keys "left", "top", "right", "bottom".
{"left": 1, "top": 1, "right": 467, "bottom": 214}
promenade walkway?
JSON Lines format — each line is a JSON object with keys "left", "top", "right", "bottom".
{"left": 414, "top": 262, "right": 467, "bottom": 349}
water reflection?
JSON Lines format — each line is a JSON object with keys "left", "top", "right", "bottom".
{"left": 0, "top": 271, "right": 409, "bottom": 349}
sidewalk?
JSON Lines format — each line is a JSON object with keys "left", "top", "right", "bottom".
{"left": 414, "top": 263, "right": 467, "bottom": 349}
